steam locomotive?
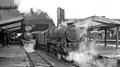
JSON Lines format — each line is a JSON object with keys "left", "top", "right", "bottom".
{"left": 38, "top": 23, "right": 87, "bottom": 59}
{"left": 22, "top": 14, "right": 87, "bottom": 59}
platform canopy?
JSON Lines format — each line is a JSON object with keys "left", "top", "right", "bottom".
{"left": 0, "top": 16, "right": 24, "bottom": 32}
{"left": 75, "top": 16, "right": 120, "bottom": 31}
{"left": 75, "top": 16, "right": 120, "bottom": 49}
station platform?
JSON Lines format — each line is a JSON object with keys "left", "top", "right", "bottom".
{"left": 0, "top": 44, "right": 119, "bottom": 67}
{"left": 0, "top": 45, "right": 29, "bottom": 67}
{"left": 96, "top": 43, "right": 120, "bottom": 58}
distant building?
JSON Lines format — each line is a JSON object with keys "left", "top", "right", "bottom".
{"left": 0, "top": 0, "right": 17, "bottom": 10}
{"left": 0, "top": 0, "right": 19, "bottom": 20}
{"left": 0, "top": 0, "right": 14, "bottom": 6}
{"left": 0, "top": 0, "right": 23, "bottom": 32}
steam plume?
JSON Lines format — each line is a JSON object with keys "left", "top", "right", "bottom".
{"left": 65, "top": 22, "right": 116, "bottom": 67}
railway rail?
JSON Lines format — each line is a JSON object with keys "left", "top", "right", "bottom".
{"left": 25, "top": 51, "right": 55, "bottom": 67}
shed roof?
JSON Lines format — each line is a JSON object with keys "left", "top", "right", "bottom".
{"left": 23, "top": 15, "right": 55, "bottom": 28}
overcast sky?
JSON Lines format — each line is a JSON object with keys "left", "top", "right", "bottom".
{"left": 15, "top": 0, "right": 120, "bottom": 26}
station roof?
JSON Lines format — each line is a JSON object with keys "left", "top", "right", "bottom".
{"left": 0, "top": 0, "right": 16, "bottom": 7}
{"left": 0, "top": 16, "right": 23, "bottom": 32}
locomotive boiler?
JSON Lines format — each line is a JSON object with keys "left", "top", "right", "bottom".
{"left": 42, "top": 24, "right": 87, "bottom": 60}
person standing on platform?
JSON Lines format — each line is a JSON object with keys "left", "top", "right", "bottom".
{"left": 5, "top": 31, "right": 10, "bottom": 47}
{"left": 0, "top": 29, "right": 2, "bottom": 46}
{"left": 3, "top": 30, "right": 7, "bottom": 47}
{"left": 0, "top": 29, "right": 5, "bottom": 47}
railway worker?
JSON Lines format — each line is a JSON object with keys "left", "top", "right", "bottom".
{"left": 22, "top": 25, "right": 34, "bottom": 46}
{"left": 23, "top": 25, "right": 32, "bottom": 40}
{"left": 23, "top": 31, "right": 33, "bottom": 41}
{"left": 6, "top": 31, "right": 10, "bottom": 47}
{"left": 3, "top": 30, "right": 10, "bottom": 47}
{"left": 0, "top": 29, "right": 2, "bottom": 46}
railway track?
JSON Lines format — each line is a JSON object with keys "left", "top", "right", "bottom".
{"left": 38, "top": 46, "right": 79, "bottom": 67}
{"left": 25, "top": 51, "right": 55, "bottom": 67}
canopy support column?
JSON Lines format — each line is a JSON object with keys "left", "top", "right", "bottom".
{"left": 104, "top": 29, "right": 107, "bottom": 47}
{"left": 116, "top": 27, "right": 119, "bottom": 49}
{"left": 87, "top": 30, "right": 90, "bottom": 44}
